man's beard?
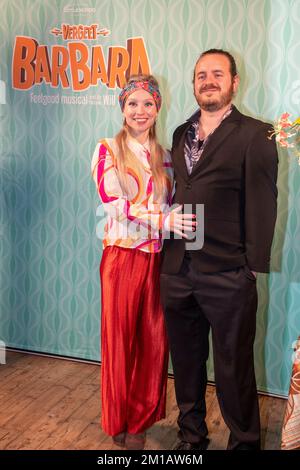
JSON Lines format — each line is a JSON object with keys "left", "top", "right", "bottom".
{"left": 195, "top": 83, "right": 234, "bottom": 112}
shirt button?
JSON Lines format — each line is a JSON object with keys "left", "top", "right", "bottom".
{"left": 186, "top": 183, "right": 192, "bottom": 189}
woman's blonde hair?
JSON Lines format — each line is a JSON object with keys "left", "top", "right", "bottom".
{"left": 115, "top": 74, "right": 168, "bottom": 201}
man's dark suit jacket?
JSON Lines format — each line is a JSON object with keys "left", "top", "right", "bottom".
{"left": 161, "top": 105, "right": 278, "bottom": 274}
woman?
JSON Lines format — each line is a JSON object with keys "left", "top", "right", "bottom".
{"left": 91, "top": 74, "right": 196, "bottom": 450}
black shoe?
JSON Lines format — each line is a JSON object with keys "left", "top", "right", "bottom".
{"left": 112, "top": 432, "right": 126, "bottom": 447}
{"left": 125, "top": 432, "right": 146, "bottom": 450}
{"left": 174, "top": 438, "right": 210, "bottom": 451}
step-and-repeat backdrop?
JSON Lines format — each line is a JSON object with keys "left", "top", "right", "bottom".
{"left": 1, "top": 0, "right": 300, "bottom": 396}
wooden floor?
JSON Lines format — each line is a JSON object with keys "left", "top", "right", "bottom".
{"left": 0, "top": 351, "right": 286, "bottom": 450}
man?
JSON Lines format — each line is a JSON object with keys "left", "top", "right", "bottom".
{"left": 160, "top": 49, "right": 278, "bottom": 450}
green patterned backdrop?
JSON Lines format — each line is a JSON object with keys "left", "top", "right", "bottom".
{"left": 0, "top": 0, "right": 299, "bottom": 396}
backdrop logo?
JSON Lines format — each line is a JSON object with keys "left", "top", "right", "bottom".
{"left": 12, "top": 27, "right": 150, "bottom": 92}
{"left": 51, "top": 24, "right": 110, "bottom": 40}
{"left": 63, "top": 4, "right": 96, "bottom": 15}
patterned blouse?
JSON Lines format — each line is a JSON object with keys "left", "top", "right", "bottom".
{"left": 91, "top": 137, "right": 173, "bottom": 253}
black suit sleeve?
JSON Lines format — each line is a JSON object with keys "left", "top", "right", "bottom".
{"left": 244, "top": 124, "right": 278, "bottom": 273}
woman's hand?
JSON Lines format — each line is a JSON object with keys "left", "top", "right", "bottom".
{"left": 164, "top": 205, "right": 197, "bottom": 239}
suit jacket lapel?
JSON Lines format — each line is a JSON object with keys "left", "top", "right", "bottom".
{"left": 171, "top": 106, "right": 243, "bottom": 179}
{"left": 172, "top": 122, "right": 190, "bottom": 181}
{"left": 190, "top": 106, "right": 242, "bottom": 175}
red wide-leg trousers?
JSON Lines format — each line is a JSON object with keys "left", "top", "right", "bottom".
{"left": 100, "top": 246, "right": 168, "bottom": 436}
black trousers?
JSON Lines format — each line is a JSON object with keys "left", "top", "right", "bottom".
{"left": 160, "top": 253, "right": 260, "bottom": 450}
